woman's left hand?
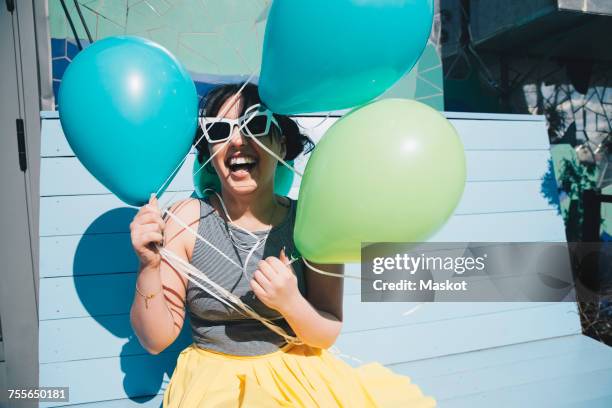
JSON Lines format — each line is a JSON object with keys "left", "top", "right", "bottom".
{"left": 250, "top": 248, "right": 301, "bottom": 314}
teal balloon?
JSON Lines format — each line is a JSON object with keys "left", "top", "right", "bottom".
{"left": 58, "top": 36, "right": 198, "bottom": 206}
{"left": 274, "top": 160, "right": 295, "bottom": 196}
{"left": 193, "top": 156, "right": 295, "bottom": 197}
{"left": 192, "top": 156, "right": 222, "bottom": 198}
{"left": 295, "top": 99, "right": 466, "bottom": 263}
{"left": 259, "top": 0, "right": 434, "bottom": 114}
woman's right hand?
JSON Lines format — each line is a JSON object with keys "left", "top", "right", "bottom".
{"left": 130, "top": 194, "right": 166, "bottom": 269}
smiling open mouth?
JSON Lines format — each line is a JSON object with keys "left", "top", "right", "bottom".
{"left": 226, "top": 156, "right": 258, "bottom": 173}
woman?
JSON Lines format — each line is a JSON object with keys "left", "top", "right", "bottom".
{"left": 129, "top": 83, "right": 436, "bottom": 407}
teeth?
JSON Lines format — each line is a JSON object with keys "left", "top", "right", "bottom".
{"left": 229, "top": 156, "right": 256, "bottom": 165}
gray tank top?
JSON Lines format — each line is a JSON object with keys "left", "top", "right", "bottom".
{"left": 186, "top": 195, "right": 307, "bottom": 356}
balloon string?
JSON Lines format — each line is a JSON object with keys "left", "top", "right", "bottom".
{"left": 302, "top": 258, "right": 362, "bottom": 280}
{"left": 158, "top": 98, "right": 363, "bottom": 283}
{"left": 161, "top": 190, "right": 279, "bottom": 288}
{"left": 162, "top": 207, "right": 242, "bottom": 269}
{"left": 162, "top": 190, "right": 368, "bottom": 288}
{"left": 158, "top": 246, "right": 302, "bottom": 345}
{"left": 161, "top": 205, "right": 296, "bottom": 338}
{"left": 153, "top": 120, "right": 430, "bottom": 348}
{"left": 203, "top": 188, "right": 268, "bottom": 283}
{"left": 296, "top": 112, "right": 332, "bottom": 132}
{"left": 242, "top": 127, "right": 304, "bottom": 177}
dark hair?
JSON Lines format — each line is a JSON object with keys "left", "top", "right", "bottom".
{"left": 193, "top": 83, "right": 314, "bottom": 172}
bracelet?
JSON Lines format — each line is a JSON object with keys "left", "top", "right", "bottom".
{"left": 136, "top": 284, "right": 163, "bottom": 309}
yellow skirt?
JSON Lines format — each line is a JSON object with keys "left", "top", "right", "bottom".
{"left": 163, "top": 342, "right": 437, "bottom": 408}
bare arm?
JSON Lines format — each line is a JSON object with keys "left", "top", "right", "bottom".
{"left": 281, "top": 261, "right": 344, "bottom": 349}
{"left": 251, "top": 251, "right": 344, "bottom": 350}
{"left": 129, "top": 197, "right": 198, "bottom": 354}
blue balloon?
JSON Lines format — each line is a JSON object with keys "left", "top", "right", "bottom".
{"left": 274, "top": 159, "right": 295, "bottom": 196}
{"left": 58, "top": 36, "right": 198, "bottom": 206}
{"left": 259, "top": 0, "right": 434, "bottom": 114}
{"left": 192, "top": 156, "right": 221, "bottom": 198}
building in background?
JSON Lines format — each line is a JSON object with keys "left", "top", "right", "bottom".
{"left": 437, "top": 0, "right": 612, "bottom": 345}
{"left": 440, "top": 0, "right": 612, "bottom": 240}
{"left": 48, "top": 0, "right": 445, "bottom": 110}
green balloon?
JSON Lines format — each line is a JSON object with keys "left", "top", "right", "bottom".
{"left": 294, "top": 99, "right": 466, "bottom": 263}
{"left": 192, "top": 156, "right": 295, "bottom": 198}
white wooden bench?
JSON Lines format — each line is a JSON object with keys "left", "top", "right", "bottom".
{"left": 38, "top": 110, "right": 612, "bottom": 407}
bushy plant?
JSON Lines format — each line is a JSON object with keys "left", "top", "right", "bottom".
{"left": 558, "top": 158, "right": 599, "bottom": 241}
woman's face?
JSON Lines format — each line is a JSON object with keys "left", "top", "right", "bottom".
{"left": 208, "top": 95, "right": 285, "bottom": 196}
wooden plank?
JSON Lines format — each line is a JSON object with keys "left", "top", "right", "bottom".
{"left": 392, "top": 335, "right": 612, "bottom": 406}
{"left": 50, "top": 394, "right": 164, "bottom": 408}
{"left": 40, "top": 111, "right": 59, "bottom": 119}
{"left": 391, "top": 334, "right": 595, "bottom": 380}
{"left": 448, "top": 119, "right": 549, "bottom": 150}
{"left": 38, "top": 152, "right": 284, "bottom": 196}
{"left": 41, "top": 118, "right": 72, "bottom": 157}
{"left": 40, "top": 193, "right": 561, "bottom": 238}
{"left": 39, "top": 301, "right": 554, "bottom": 362}
{"left": 437, "top": 356, "right": 612, "bottom": 404}
{"left": 39, "top": 179, "right": 560, "bottom": 278}
{"left": 39, "top": 264, "right": 561, "bottom": 322}
{"left": 40, "top": 273, "right": 135, "bottom": 320}
{"left": 40, "top": 304, "right": 577, "bottom": 366}
{"left": 42, "top": 249, "right": 571, "bottom": 297}
{"left": 40, "top": 315, "right": 192, "bottom": 363}
{"left": 441, "top": 368, "right": 612, "bottom": 408}
{"left": 41, "top": 155, "right": 197, "bottom": 197}
{"left": 464, "top": 150, "right": 551, "bottom": 181}
{"left": 430, "top": 210, "right": 566, "bottom": 242}
{"left": 258, "top": 120, "right": 554, "bottom": 184}
{"left": 37, "top": 304, "right": 581, "bottom": 405}
{"left": 562, "top": 395, "right": 612, "bottom": 408}
{"left": 40, "top": 234, "right": 137, "bottom": 278}
{"left": 334, "top": 303, "right": 580, "bottom": 366}
{"left": 395, "top": 335, "right": 612, "bottom": 400}
{"left": 42, "top": 233, "right": 356, "bottom": 278}
{"left": 454, "top": 180, "right": 557, "bottom": 214}
{"left": 339, "top": 302, "right": 556, "bottom": 334}
{"left": 39, "top": 149, "right": 552, "bottom": 198}
{"left": 35, "top": 337, "right": 612, "bottom": 407}
{"left": 40, "top": 192, "right": 193, "bottom": 237}
{"left": 40, "top": 114, "right": 546, "bottom": 158}
{"left": 39, "top": 352, "right": 177, "bottom": 407}
{"left": 41, "top": 110, "right": 546, "bottom": 122}
{"left": 41, "top": 116, "right": 198, "bottom": 159}
{"left": 431, "top": 210, "right": 566, "bottom": 242}
{"left": 39, "top": 268, "right": 541, "bottom": 321}
{"left": 41, "top": 161, "right": 556, "bottom": 211}
{"left": 443, "top": 111, "right": 545, "bottom": 122}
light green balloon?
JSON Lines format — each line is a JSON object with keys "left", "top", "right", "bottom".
{"left": 295, "top": 99, "right": 466, "bottom": 263}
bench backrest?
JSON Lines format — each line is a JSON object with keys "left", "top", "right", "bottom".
{"left": 39, "top": 111, "right": 579, "bottom": 406}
